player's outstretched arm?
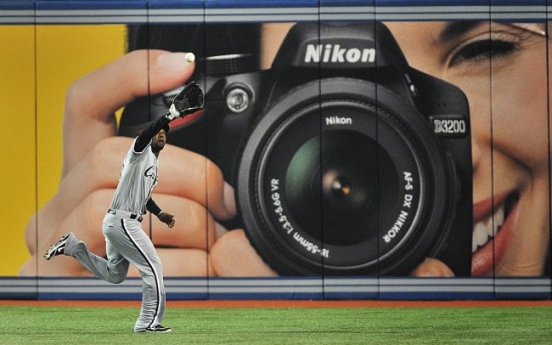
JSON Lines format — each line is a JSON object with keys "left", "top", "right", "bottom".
{"left": 134, "top": 81, "right": 204, "bottom": 152}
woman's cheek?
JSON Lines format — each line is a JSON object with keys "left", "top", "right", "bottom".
{"left": 491, "top": 83, "right": 548, "bottom": 169}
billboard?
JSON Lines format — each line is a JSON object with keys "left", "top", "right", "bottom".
{"left": 1, "top": 0, "right": 550, "bottom": 299}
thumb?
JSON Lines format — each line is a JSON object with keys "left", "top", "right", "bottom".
{"left": 410, "top": 257, "right": 455, "bottom": 277}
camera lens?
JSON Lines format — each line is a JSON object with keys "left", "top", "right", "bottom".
{"left": 237, "top": 78, "right": 454, "bottom": 276}
{"left": 285, "top": 131, "right": 397, "bottom": 247}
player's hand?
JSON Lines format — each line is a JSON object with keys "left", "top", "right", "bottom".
{"left": 167, "top": 81, "right": 204, "bottom": 120}
{"left": 157, "top": 211, "right": 176, "bottom": 228}
{"left": 19, "top": 49, "right": 275, "bottom": 278}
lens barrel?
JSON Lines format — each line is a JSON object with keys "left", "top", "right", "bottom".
{"left": 237, "top": 78, "right": 454, "bottom": 276}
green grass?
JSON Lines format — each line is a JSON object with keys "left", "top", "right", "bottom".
{"left": 0, "top": 305, "right": 551, "bottom": 344}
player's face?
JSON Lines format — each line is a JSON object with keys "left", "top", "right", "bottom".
{"left": 152, "top": 129, "right": 167, "bottom": 152}
{"left": 386, "top": 21, "right": 550, "bottom": 276}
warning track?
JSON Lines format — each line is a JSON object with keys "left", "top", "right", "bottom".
{"left": 1, "top": 300, "right": 551, "bottom": 308}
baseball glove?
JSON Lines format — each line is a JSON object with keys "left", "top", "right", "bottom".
{"left": 172, "top": 81, "right": 204, "bottom": 116}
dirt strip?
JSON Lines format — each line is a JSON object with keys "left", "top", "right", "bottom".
{"left": 1, "top": 300, "right": 552, "bottom": 308}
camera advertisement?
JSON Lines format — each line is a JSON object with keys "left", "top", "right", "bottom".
{"left": 1, "top": 1, "right": 550, "bottom": 299}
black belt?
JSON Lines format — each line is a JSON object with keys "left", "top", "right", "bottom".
{"left": 107, "top": 208, "right": 143, "bottom": 222}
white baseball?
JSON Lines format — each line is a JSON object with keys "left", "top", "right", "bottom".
{"left": 185, "top": 52, "right": 195, "bottom": 63}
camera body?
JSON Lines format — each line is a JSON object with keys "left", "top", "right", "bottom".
{"left": 120, "top": 22, "right": 473, "bottom": 276}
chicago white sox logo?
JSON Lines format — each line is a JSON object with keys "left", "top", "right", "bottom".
{"left": 144, "top": 166, "right": 158, "bottom": 183}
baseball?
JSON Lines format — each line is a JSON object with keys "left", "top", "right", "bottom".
{"left": 185, "top": 52, "right": 195, "bottom": 63}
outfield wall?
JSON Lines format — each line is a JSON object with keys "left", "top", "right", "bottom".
{"left": 1, "top": 0, "right": 552, "bottom": 300}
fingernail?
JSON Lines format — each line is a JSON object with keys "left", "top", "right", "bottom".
{"left": 157, "top": 52, "right": 190, "bottom": 70}
{"left": 224, "top": 183, "right": 237, "bottom": 217}
{"left": 215, "top": 222, "right": 229, "bottom": 240}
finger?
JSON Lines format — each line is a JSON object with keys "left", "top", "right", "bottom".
{"left": 25, "top": 138, "right": 131, "bottom": 254}
{"left": 20, "top": 254, "right": 93, "bottom": 277}
{"left": 24, "top": 138, "right": 133, "bottom": 254}
{"left": 25, "top": 206, "right": 55, "bottom": 255}
{"left": 215, "top": 222, "right": 229, "bottom": 240}
{"left": 29, "top": 137, "right": 234, "bottom": 256}
{"left": 33, "top": 189, "right": 117, "bottom": 261}
{"left": 30, "top": 187, "right": 217, "bottom": 277}
{"left": 21, "top": 248, "right": 214, "bottom": 277}
{"left": 141, "top": 193, "right": 218, "bottom": 250}
{"left": 210, "top": 230, "right": 278, "bottom": 277}
{"left": 54, "top": 137, "right": 235, "bottom": 226}
{"left": 161, "top": 144, "right": 237, "bottom": 220}
{"left": 51, "top": 189, "right": 217, "bottom": 255}
{"left": 410, "top": 257, "right": 455, "bottom": 277}
{"left": 128, "top": 248, "right": 214, "bottom": 277}
{"left": 63, "top": 50, "right": 195, "bottom": 176}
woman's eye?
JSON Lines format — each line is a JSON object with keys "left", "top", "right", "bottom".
{"left": 449, "top": 39, "right": 517, "bottom": 67}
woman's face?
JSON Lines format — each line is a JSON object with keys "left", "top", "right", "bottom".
{"left": 386, "top": 21, "right": 550, "bottom": 276}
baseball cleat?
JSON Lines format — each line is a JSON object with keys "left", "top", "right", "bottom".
{"left": 135, "top": 325, "right": 172, "bottom": 333}
{"left": 43, "top": 232, "right": 72, "bottom": 260}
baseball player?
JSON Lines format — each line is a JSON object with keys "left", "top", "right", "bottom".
{"left": 43, "top": 79, "right": 204, "bottom": 333}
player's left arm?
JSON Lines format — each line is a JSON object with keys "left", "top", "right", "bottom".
{"left": 147, "top": 198, "right": 175, "bottom": 228}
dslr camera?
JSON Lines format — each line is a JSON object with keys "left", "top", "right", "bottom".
{"left": 120, "top": 22, "right": 473, "bottom": 276}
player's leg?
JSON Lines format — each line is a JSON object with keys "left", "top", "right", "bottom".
{"left": 43, "top": 215, "right": 130, "bottom": 283}
{"left": 108, "top": 218, "right": 168, "bottom": 333}
{"left": 69, "top": 239, "right": 129, "bottom": 284}
{"left": 44, "top": 232, "right": 76, "bottom": 260}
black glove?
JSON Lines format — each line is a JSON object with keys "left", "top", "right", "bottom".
{"left": 167, "top": 81, "right": 204, "bottom": 119}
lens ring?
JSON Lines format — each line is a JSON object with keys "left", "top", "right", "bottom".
{"left": 237, "top": 78, "right": 454, "bottom": 275}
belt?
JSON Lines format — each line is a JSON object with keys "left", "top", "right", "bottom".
{"left": 107, "top": 208, "right": 143, "bottom": 222}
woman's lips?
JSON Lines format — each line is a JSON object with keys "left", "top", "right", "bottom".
{"left": 471, "top": 195, "right": 518, "bottom": 276}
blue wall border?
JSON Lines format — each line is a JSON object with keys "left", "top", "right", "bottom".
{"left": 1, "top": 277, "right": 550, "bottom": 300}
{"left": 0, "top": 0, "right": 550, "bottom": 24}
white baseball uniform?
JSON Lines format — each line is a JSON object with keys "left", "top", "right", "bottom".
{"left": 67, "top": 115, "right": 171, "bottom": 332}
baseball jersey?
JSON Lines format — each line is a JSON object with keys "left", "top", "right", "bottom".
{"left": 109, "top": 139, "right": 158, "bottom": 215}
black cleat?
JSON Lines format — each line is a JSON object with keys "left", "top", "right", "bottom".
{"left": 43, "top": 232, "right": 72, "bottom": 260}
{"left": 135, "top": 325, "right": 172, "bottom": 333}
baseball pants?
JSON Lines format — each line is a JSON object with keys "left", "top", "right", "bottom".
{"left": 69, "top": 213, "right": 166, "bottom": 331}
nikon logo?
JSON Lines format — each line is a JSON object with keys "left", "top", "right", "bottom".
{"left": 326, "top": 116, "right": 352, "bottom": 125}
{"left": 305, "top": 44, "right": 376, "bottom": 63}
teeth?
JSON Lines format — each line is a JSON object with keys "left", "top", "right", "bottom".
{"left": 472, "top": 205, "right": 505, "bottom": 253}
{"left": 473, "top": 222, "right": 489, "bottom": 249}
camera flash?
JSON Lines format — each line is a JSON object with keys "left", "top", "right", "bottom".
{"left": 185, "top": 52, "right": 195, "bottom": 63}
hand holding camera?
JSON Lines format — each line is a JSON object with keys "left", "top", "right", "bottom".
{"left": 120, "top": 22, "right": 473, "bottom": 276}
